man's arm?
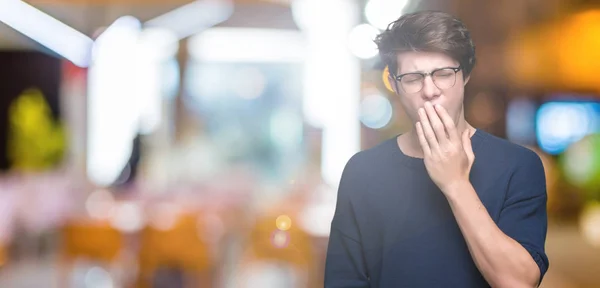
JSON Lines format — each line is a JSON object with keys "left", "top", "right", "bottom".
{"left": 443, "top": 167, "right": 547, "bottom": 288}
{"left": 324, "top": 154, "right": 370, "bottom": 288}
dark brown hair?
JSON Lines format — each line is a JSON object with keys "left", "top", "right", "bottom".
{"left": 374, "top": 10, "right": 476, "bottom": 78}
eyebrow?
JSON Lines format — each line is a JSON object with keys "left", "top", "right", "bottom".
{"left": 397, "top": 66, "right": 457, "bottom": 75}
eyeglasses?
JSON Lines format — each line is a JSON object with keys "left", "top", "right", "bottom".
{"left": 392, "top": 66, "right": 462, "bottom": 94}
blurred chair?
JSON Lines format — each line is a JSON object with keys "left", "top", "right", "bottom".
{"left": 135, "top": 212, "right": 213, "bottom": 288}
{"left": 59, "top": 220, "right": 124, "bottom": 287}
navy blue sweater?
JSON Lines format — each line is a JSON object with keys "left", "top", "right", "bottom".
{"left": 324, "top": 129, "right": 549, "bottom": 287}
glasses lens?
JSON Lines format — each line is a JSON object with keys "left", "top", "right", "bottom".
{"left": 400, "top": 74, "right": 424, "bottom": 93}
{"left": 432, "top": 68, "right": 457, "bottom": 89}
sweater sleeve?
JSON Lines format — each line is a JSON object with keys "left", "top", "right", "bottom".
{"left": 324, "top": 154, "right": 370, "bottom": 288}
{"left": 497, "top": 150, "right": 550, "bottom": 286}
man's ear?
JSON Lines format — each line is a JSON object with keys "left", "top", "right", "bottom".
{"left": 463, "top": 75, "right": 470, "bottom": 86}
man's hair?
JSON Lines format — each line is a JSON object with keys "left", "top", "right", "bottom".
{"left": 374, "top": 10, "right": 476, "bottom": 78}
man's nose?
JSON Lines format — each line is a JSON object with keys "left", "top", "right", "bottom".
{"left": 421, "top": 76, "right": 441, "bottom": 100}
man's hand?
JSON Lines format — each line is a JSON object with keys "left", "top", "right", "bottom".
{"left": 415, "top": 101, "right": 475, "bottom": 194}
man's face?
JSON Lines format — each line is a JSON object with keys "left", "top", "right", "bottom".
{"left": 390, "top": 51, "right": 469, "bottom": 126}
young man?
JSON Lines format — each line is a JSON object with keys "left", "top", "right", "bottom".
{"left": 324, "top": 11, "right": 549, "bottom": 288}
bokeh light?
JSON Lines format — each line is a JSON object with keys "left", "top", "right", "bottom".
{"left": 84, "top": 266, "right": 114, "bottom": 288}
{"left": 85, "top": 189, "right": 115, "bottom": 220}
{"left": 275, "top": 215, "right": 292, "bottom": 231}
{"left": 365, "top": 0, "right": 410, "bottom": 30}
{"left": 109, "top": 202, "right": 144, "bottom": 233}
{"left": 347, "top": 24, "right": 380, "bottom": 59}
{"left": 360, "top": 94, "right": 393, "bottom": 129}
{"left": 561, "top": 134, "right": 600, "bottom": 192}
{"left": 536, "top": 102, "right": 600, "bottom": 155}
{"left": 271, "top": 230, "right": 290, "bottom": 249}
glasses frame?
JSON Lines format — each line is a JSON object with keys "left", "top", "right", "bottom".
{"left": 392, "top": 66, "right": 462, "bottom": 94}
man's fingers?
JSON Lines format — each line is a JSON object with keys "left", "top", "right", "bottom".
{"left": 416, "top": 122, "right": 431, "bottom": 156}
{"left": 418, "top": 108, "right": 440, "bottom": 152}
{"left": 462, "top": 128, "right": 475, "bottom": 163}
{"left": 424, "top": 102, "right": 448, "bottom": 145}
{"left": 434, "top": 104, "right": 459, "bottom": 143}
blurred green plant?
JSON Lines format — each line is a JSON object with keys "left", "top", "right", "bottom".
{"left": 7, "top": 88, "right": 66, "bottom": 171}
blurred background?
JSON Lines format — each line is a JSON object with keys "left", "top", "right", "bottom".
{"left": 0, "top": 0, "right": 598, "bottom": 287}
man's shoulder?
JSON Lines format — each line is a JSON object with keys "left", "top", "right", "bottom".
{"left": 476, "top": 129, "right": 542, "bottom": 168}
{"left": 347, "top": 137, "right": 397, "bottom": 166}
{"left": 341, "top": 136, "right": 400, "bottom": 180}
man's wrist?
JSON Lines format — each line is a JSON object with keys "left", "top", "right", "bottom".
{"left": 441, "top": 179, "right": 473, "bottom": 200}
